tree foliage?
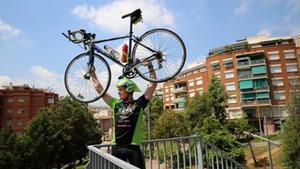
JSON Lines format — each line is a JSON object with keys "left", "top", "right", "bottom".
{"left": 153, "top": 111, "right": 190, "bottom": 139}
{"left": 0, "top": 97, "right": 103, "bottom": 169}
{"left": 281, "top": 91, "right": 300, "bottom": 169}
{"left": 143, "top": 96, "right": 164, "bottom": 140}
{"left": 225, "top": 118, "right": 256, "bottom": 142}
{"left": 195, "top": 117, "right": 245, "bottom": 162}
{"left": 207, "top": 75, "right": 228, "bottom": 123}
{"left": 185, "top": 92, "right": 212, "bottom": 129}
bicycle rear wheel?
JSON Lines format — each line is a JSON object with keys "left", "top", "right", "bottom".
{"left": 132, "top": 28, "right": 186, "bottom": 82}
{"left": 64, "top": 53, "right": 111, "bottom": 103}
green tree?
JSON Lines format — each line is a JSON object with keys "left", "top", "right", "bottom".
{"left": 22, "top": 110, "right": 63, "bottom": 169}
{"left": 185, "top": 92, "right": 212, "bottom": 129}
{"left": 143, "top": 96, "right": 164, "bottom": 140}
{"left": 153, "top": 111, "right": 190, "bottom": 139}
{"left": 195, "top": 117, "right": 245, "bottom": 162}
{"left": 226, "top": 118, "right": 256, "bottom": 142}
{"left": 0, "top": 97, "right": 103, "bottom": 169}
{"left": 207, "top": 75, "right": 228, "bottom": 123}
{"left": 281, "top": 90, "right": 300, "bottom": 169}
{"left": 51, "top": 97, "right": 103, "bottom": 166}
{"left": 0, "top": 128, "right": 19, "bottom": 169}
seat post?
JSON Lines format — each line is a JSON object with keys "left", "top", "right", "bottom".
{"left": 128, "top": 18, "right": 133, "bottom": 63}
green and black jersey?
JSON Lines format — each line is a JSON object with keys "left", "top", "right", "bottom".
{"left": 108, "top": 95, "right": 149, "bottom": 145}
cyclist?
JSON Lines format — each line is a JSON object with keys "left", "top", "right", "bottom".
{"left": 90, "top": 63, "right": 157, "bottom": 169}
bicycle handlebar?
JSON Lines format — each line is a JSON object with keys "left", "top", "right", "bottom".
{"left": 62, "top": 29, "right": 96, "bottom": 45}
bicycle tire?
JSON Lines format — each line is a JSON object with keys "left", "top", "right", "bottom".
{"left": 132, "top": 28, "right": 186, "bottom": 82}
{"left": 64, "top": 53, "right": 111, "bottom": 103}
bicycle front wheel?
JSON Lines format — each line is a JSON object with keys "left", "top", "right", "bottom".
{"left": 64, "top": 53, "right": 111, "bottom": 103}
{"left": 132, "top": 28, "right": 186, "bottom": 82}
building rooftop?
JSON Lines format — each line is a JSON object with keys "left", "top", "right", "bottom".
{"left": 208, "top": 35, "right": 296, "bottom": 57}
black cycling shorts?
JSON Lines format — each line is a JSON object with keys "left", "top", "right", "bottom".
{"left": 112, "top": 145, "right": 145, "bottom": 169}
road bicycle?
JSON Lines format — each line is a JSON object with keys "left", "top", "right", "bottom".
{"left": 62, "top": 9, "right": 186, "bottom": 103}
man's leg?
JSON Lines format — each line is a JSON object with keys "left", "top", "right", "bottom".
{"left": 127, "top": 145, "right": 146, "bottom": 169}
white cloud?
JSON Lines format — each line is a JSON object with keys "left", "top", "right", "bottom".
{"left": 234, "top": 1, "right": 249, "bottom": 15}
{"left": 72, "top": 0, "right": 175, "bottom": 34}
{"left": 287, "top": 0, "right": 300, "bottom": 11}
{"left": 0, "top": 19, "right": 21, "bottom": 40}
{"left": 257, "top": 28, "right": 272, "bottom": 36}
{"left": 30, "top": 65, "right": 65, "bottom": 94}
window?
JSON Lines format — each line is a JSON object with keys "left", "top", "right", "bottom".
{"left": 171, "top": 96, "right": 175, "bottom": 100}
{"left": 48, "top": 98, "right": 54, "bottom": 104}
{"left": 189, "top": 92, "right": 195, "bottom": 97}
{"left": 196, "top": 78, "right": 203, "bottom": 85}
{"left": 17, "top": 108, "right": 24, "bottom": 114}
{"left": 18, "top": 97, "right": 24, "bottom": 103}
{"left": 170, "top": 86, "right": 175, "bottom": 92}
{"left": 165, "top": 97, "right": 170, "bottom": 101}
{"left": 6, "top": 120, "right": 12, "bottom": 128}
{"left": 214, "top": 72, "right": 221, "bottom": 79}
{"left": 8, "top": 98, "right": 13, "bottom": 103}
{"left": 270, "top": 65, "right": 282, "bottom": 73}
{"left": 224, "top": 71, "right": 234, "bottom": 79}
{"left": 188, "top": 80, "right": 194, "bottom": 87}
{"left": 211, "top": 61, "right": 220, "bottom": 70}
{"left": 268, "top": 51, "right": 280, "bottom": 61}
{"left": 165, "top": 88, "right": 169, "bottom": 93}
{"left": 17, "top": 120, "right": 23, "bottom": 126}
{"left": 7, "top": 109, "right": 12, "bottom": 114}
{"left": 272, "top": 78, "right": 284, "bottom": 87}
{"left": 223, "top": 59, "right": 233, "bottom": 68}
{"left": 197, "top": 88, "right": 203, "bottom": 94}
{"left": 286, "top": 64, "right": 298, "bottom": 72}
{"left": 228, "top": 95, "right": 237, "bottom": 104}
{"left": 284, "top": 50, "right": 296, "bottom": 59}
{"left": 288, "top": 77, "right": 299, "bottom": 86}
{"left": 228, "top": 109, "right": 242, "bottom": 118}
{"left": 274, "top": 92, "right": 286, "bottom": 100}
{"left": 225, "top": 83, "right": 236, "bottom": 91}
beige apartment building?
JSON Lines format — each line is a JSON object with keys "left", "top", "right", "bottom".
{"left": 163, "top": 35, "right": 300, "bottom": 134}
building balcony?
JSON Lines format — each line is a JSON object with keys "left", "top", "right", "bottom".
{"left": 172, "top": 87, "right": 187, "bottom": 93}
{"left": 241, "top": 99, "right": 271, "bottom": 107}
{"left": 237, "top": 59, "right": 265, "bottom": 68}
{"left": 173, "top": 97, "right": 186, "bottom": 103}
{"left": 238, "top": 73, "right": 267, "bottom": 80}
{"left": 239, "top": 86, "right": 269, "bottom": 93}
{"left": 251, "top": 59, "right": 265, "bottom": 65}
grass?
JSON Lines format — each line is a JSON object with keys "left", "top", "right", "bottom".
{"left": 244, "top": 141, "right": 283, "bottom": 169}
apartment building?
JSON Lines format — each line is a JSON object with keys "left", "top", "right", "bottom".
{"left": 89, "top": 106, "right": 113, "bottom": 141}
{"left": 163, "top": 63, "right": 209, "bottom": 111}
{"left": 0, "top": 84, "right": 58, "bottom": 135}
{"left": 163, "top": 35, "right": 300, "bottom": 134}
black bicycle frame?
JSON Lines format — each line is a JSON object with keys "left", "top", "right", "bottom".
{"left": 89, "top": 34, "right": 156, "bottom": 70}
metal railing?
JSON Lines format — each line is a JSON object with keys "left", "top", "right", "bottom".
{"left": 85, "top": 136, "right": 245, "bottom": 169}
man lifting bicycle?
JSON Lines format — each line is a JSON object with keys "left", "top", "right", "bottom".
{"left": 91, "top": 62, "right": 157, "bottom": 169}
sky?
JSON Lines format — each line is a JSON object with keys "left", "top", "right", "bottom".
{"left": 0, "top": 0, "right": 300, "bottom": 106}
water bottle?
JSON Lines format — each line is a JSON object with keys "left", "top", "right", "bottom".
{"left": 121, "top": 43, "right": 128, "bottom": 63}
{"left": 104, "top": 45, "right": 120, "bottom": 60}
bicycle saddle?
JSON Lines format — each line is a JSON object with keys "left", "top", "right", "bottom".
{"left": 122, "top": 9, "right": 142, "bottom": 24}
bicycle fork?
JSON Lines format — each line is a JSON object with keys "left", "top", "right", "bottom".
{"left": 83, "top": 51, "right": 95, "bottom": 80}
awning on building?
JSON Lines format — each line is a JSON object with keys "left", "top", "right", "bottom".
{"left": 211, "top": 62, "right": 219, "bottom": 66}
{"left": 253, "top": 79, "right": 268, "bottom": 88}
{"left": 178, "top": 102, "right": 185, "bottom": 108}
{"left": 223, "top": 60, "right": 232, "bottom": 64}
{"left": 256, "top": 92, "right": 270, "bottom": 99}
{"left": 239, "top": 80, "right": 253, "bottom": 89}
{"left": 242, "top": 93, "right": 255, "bottom": 100}
{"left": 251, "top": 66, "right": 266, "bottom": 74}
